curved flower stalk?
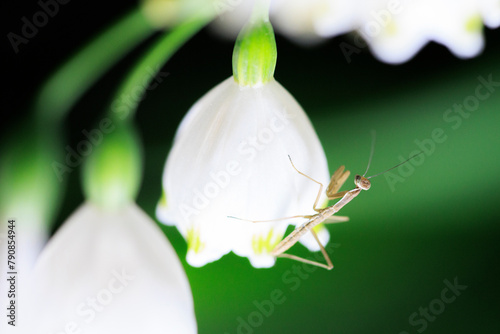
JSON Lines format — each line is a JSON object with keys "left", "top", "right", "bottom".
{"left": 22, "top": 201, "right": 196, "bottom": 333}
{"left": 157, "top": 77, "right": 331, "bottom": 268}
{"left": 211, "top": 0, "right": 500, "bottom": 63}
{"left": 1, "top": 8, "right": 155, "bottom": 294}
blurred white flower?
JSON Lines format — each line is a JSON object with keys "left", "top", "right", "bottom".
{"left": 0, "top": 135, "right": 61, "bottom": 274}
{"left": 22, "top": 202, "right": 196, "bottom": 334}
{"left": 157, "top": 76, "right": 330, "bottom": 268}
{"left": 211, "top": 0, "right": 500, "bottom": 62}
{"left": 271, "top": 0, "right": 359, "bottom": 45}
{"left": 210, "top": 0, "right": 255, "bottom": 38}
{"left": 358, "top": 0, "right": 500, "bottom": 63}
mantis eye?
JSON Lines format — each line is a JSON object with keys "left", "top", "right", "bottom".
{"left": 355, "top": 175, "right": 371, "bottom": 190}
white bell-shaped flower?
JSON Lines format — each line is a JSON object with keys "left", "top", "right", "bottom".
{"left": 358, "top": 0, "right": 500, "bottom": 63}
{"left": 22, "top": 202, "right": 196, "bottom": 333}
{"left": 157, "top": 76, "right": 331, "bottom": 268}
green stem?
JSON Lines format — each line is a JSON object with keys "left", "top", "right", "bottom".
{"left": 82, "top": 13, "right": 213, "bottom": 207}
{"left": 33, "top": 7, "right": 155, "bottom": 126}
{"left": 1, "top": 7, "right": 155, "bottom": 227}
{"left": 107, "top": 13, "right": 213, "bottom": 123}
{"left": 232, "top": 0, "right": 276, "bottom": 87}
{"left": 250, "top": 0, "right": 271, "bottom": 22}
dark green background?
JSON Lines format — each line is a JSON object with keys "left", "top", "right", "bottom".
{"left": 6, "top": 2, "right": 500, "bottom": 333}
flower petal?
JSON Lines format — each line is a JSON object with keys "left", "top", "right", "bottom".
{"left": 24, "top": 202, "right": 196, "bottom": 333}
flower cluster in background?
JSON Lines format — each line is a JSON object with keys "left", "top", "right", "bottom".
{"left": 211, "top": 0, "right": 500, "bottom": 63}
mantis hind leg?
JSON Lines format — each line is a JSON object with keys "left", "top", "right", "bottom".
{"left": 275, "top": 229, "right": 334, "bottom": 270}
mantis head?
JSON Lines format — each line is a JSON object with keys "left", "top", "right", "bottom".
{"left": 355, "top": 174, "right": 371, "bottom": 190}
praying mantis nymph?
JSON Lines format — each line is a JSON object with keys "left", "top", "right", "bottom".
{"left": 229, "top": 138, "right": 423, "bottom": 270}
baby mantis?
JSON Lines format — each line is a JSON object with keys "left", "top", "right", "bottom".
{"left": 229, "top": 138, "right": 422, "bottom": 270}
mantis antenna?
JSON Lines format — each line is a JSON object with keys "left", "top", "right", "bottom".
{"left": 367, "top": 151, "right": 424, "bottom": 179}
{"left": 228, "top": 134, "right": 424, "bottom": 269}
{"left": 363, "top": 130, "right": 377, "bottom": 177}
